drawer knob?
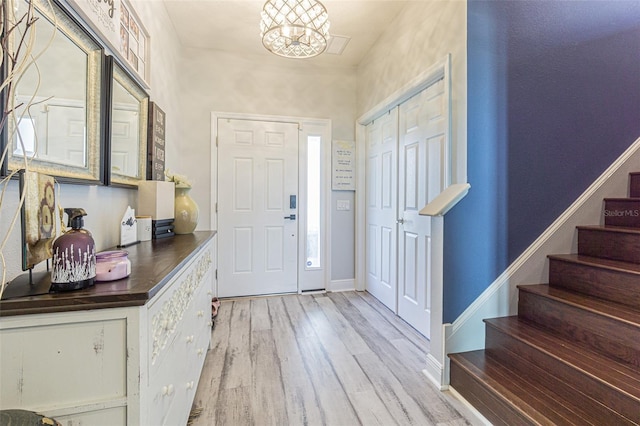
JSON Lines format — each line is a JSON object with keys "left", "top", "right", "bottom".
{"left": 186, "top": 335, "right": 194, "bottom": 343}
{"left": 197, "top": 348, "right": 204, "bottom": 356}
{"left": 187, "top": 381, "right": 194, "bottom": 390}
{"left": 197, "top": 310, "right": 204, "bottom": 317}
{"left": 162, "top": 384, "right": 175, "bottom": 396}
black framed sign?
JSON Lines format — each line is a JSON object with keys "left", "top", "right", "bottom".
{"left": 147, "top": 102, "right": 166, "bottom": 181}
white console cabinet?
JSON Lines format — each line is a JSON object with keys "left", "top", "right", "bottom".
{"left": 0, "top": 232, "right": 215, "bottom": 425}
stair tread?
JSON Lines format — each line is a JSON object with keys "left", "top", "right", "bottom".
{"left": 576, "top": 225, "right": 640, "bottom": 235}
{"left": 548, "top": 253, "right": 640, "bottom": 274}
{"left": 450, "top": 350, "right": 601, "bottom": 425}
{"left": 517, "top": 284, "right": 640, "bottom": 325}
{"left": 604, "top": 197, "right": 640, "bottom": 201}
{"left": 485, "top": 316, "right": 640, "bottom": 398}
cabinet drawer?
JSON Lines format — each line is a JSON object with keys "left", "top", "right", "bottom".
{"left": 181, "top": 277, "right": 213, "bottom": 347}
{"left": 146, "top": 245, "right": 213, "bottom": 425}
{"left": 148, "top": 366, "right": 185, "bottom": 426}
{"left": 50, "top": 406, "right": 127, "bottom": 426}
{"left": 147, "top": 246, "right": 211, "bottom": 374}
{"left": 0, "top": 318, "right": 126, "bottom": 409}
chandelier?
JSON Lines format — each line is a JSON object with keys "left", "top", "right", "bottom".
{"left": 260, "top": 0, "right": 331, "bottom": 59}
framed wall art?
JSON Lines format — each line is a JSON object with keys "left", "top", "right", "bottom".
{"left": 66, "top": 0, "right": 150, "bottom": 87}
{"left": 119, "top": 0, "right": 149, "bottom": 85}
{"left": 106, "top": 57, "right": 149, "bottom": 187}
{"left": 1, "top": 0, "right": 106, "bottom": 185}
{"left": 147, "top": 102, "right": 166, "bottom": 181}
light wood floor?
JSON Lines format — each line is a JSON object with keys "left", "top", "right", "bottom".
{"left": 190, "top": 291, "right": 477, "bottom": 426}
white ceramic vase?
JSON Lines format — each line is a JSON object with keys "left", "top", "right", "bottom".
{"left": 174, "top": 186, "right": 199, "bottom": 234}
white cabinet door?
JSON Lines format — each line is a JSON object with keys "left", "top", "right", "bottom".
{"left": 218, "top": 119, "right": 299, "bottom": 297}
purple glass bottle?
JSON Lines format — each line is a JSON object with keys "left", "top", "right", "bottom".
{"left": 51, "top": 208, "right": 96, "bottom": 292}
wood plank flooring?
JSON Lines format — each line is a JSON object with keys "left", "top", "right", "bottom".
{"left": 190, "top": 291, "right": 478, "bottom": 426}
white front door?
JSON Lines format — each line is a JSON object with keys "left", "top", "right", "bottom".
{"left": 365, "top": 108, "right": 398, "bottom": 312}
{"left": 217, "top": 118, "right": 299, "bottom": 297}
{"left": 397, "top": 79, "right": 447, "bottom": 337}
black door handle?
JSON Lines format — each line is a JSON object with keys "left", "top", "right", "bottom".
{"left": 284, "top": 214, "right": 296, "bottom": 220}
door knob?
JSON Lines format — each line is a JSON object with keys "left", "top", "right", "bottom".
{"left": 284, "top": 214, "right": 296, "bottom": 220}
{"left": 396, "top": 218, "right": 405, "bottom": 224}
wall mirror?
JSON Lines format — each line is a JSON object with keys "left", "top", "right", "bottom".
{"left": 2, "top": 0, "right": 104, "bottom": 184}
{"left": 107, "top": 57, "right": 148, "bottom": 187}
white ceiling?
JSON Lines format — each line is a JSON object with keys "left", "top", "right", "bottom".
{"left": 162, "top": 0, "right": 410, "bottom": 68}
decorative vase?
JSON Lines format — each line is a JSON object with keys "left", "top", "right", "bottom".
{"left": 174, "top": 186, "right": 199, "bottom": 234}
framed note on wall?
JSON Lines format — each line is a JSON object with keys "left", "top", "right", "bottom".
{"left": 147, "top": 102, "right": 166, "bottom": 180}
{"left": 332, "top": 140, "right": 356, "bottom": 190}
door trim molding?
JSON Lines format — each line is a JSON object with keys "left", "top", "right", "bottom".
{"left": 357, "top": 55, "right": 451, "bottom": 126}
{"left": 211, "top": 112, "right": 332, "bottom": 294}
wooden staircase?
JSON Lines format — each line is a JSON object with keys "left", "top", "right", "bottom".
{"left": 449, "top": 171, "right": 640, "bottom": 425}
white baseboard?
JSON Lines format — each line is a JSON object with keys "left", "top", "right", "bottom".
{"left": 423, "top": 353, "right": 446, "bottom": 391}
{"left": 443, "top": 136, "right": 640, "bottom": 385}
{"left": 327, "top": 278, "right": 355, "bottom": 292}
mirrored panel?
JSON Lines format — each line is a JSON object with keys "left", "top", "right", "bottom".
{"left": 108, "top": 58, "right": 148, "bottom": 186}
{"left": 3, "top": 0, "right": 104, "bottom": 184}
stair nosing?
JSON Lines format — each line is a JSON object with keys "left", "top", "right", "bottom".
{"left": 484, "top": 316, "right": 640, "bottom": 400}
{"left": 450, "top": 352, "right": 543, "bottom": 425}
{"left": 576, "top": 225, "right": 640, "bottom": 235}
{"left": 450, "top": 350, "right": 601, "bottom": 425}
{"left": 547, "top": 253, "right": 640, "bottom": 274}
{"left": 516, "top": 283, "right": 640, "bottom": 327}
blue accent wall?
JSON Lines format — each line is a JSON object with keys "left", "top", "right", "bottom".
{"left": 444, "top": 0, "right": 640, "bottom": 323}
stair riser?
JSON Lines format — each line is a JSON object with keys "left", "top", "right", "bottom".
{"left": 449, "top": 358, "right": 532, "bottom": 426}
{"left": 485, "top": 324, "right": 639, "bottom": 422}
{"left": 630, "top": 173, "right": 640, "bottom": 198}
{"left": 604, "top": 199, "right": 640, "bottom": 228}
{"left": 577, "top": 228, "right": 640, "bottom": 264}
{"left": 548, "top": 258, "right": 640, "bottom": 308}
{"left": 518, "top": 291, "right": 640, "bottom": 367}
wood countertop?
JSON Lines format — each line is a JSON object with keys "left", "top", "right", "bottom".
{"left": 0, "top": 231, "right": 216, "bottom": 317}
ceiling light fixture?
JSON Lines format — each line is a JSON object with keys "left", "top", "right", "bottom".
{"left": 260, "top": 0, "right": 331, "bottom": 59}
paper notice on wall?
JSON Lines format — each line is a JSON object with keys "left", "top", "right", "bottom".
{"left": 332, "top": 140, "right": 356, "bottom": 191}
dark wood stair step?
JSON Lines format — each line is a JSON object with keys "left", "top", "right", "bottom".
{"left": 604, "top": 198, "right": 640, "bottom": 228}
{"left": 577, "top": 225, "right": 640, "bottom": 264}
{"left": 548, "top": 254, "right": 640, "bottom": 308}
{"left": 517, "top": 284, "right": 640, "bottom": 367}
{"left": 630, "top": 172, "right": 640, "bottom": 198}
{"left": 485, "top": 316, "right": 640, "bottom": 423}
{"left": 449, "top": 350, "right": 606, "bottom": 426}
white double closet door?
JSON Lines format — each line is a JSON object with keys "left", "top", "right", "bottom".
{"left": 366, "top": 79, "right": 448, "bottom": 338}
